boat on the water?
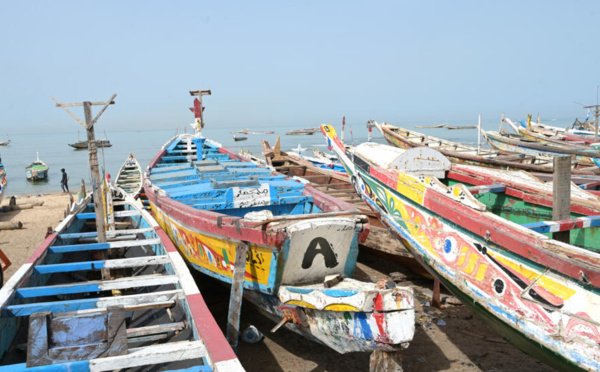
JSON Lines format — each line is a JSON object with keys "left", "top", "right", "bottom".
{"left": 25, "top": 152, "right": 49, "bottom": 182}
{"left": 286, "top": 127, "right": 319, "bottom": 135}
{"left": 69, "top": 138, "right": 112, "bottom": 149}
{"left": 233, "top": 134, "right": 248, "bottom": 142}
{"left": 114, "top": 154, "right": 143, "bottom": 198}
{"left": 415, "top": 124, "right": 445, "bottom": 129}
{"left": 445, "top": 125, "right": 477, "bottom": 130}
{"left": 0, "top": 137, "right": 10, "bottom": 146}
{"left": 143, "top": 97, "right": 416, "bottom": 361}
{"left": 322, "top": 124, "right": 600, "bottom": 371}
{"left": 231, "top": 129, "right": 275, "bottom": 135}
{"left": 375, "top": 121, "right": 600, "bottom": 175}
{"left": 0, "top": 187, "right": 243, "bottom": 371}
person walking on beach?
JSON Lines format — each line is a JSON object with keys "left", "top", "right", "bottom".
{"left": 61, "top": 168, "right": 69, "bottom": 193}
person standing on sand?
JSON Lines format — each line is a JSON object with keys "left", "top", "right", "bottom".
{"left": 60, "top": 168, "right": 69, "bottom": 193}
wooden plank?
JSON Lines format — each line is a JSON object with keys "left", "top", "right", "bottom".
{"left": 88, "top": 341, "right": 207, "bottom": 371}
{"left": 553, "top": 156, "right": 572, "bottom": 243}
{"left": 226, "top": 242, "right": 248, "bottom": 350}
{"left": 522, "top": 215, "right": 600, "bottom": 233}
{"left": 59, "top": 228, "right": 154, "bottom": 239}
{"left": 49, "top": 238, "right": 162, "bottom": 254}
{"left": 4, "top": 290, "right": 181, "bottom": 317}
{"left": 34, "top": 255, "right": 171, "bottom": 274}
{"left": 16, "top": 274, "right": 179, "bottom": 298}
{"left": 126, "top": 321, "right": 186, "bottom": 338}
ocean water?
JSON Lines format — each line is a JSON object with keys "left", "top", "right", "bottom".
{"left": 0, "top": 117, "right": 512, "bottom": 197}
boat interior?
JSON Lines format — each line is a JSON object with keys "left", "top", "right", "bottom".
{"left": 0, "top": 197, "right": 208, "bottom": 370}
{"left": 148, "top": 136, "right": 324, "bottom": 218}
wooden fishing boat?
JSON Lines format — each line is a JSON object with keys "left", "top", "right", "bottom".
{"left": 482, "top": 129, "right": 600, "bottom": 167}
{"left": 231, "top": 129, "right": 275, "bottom": 135}
{"left": 143, "top": 99, "right": 416, "bottom": 362}
{"left": 233, "top": 134, "right": 248, "bottom": 142}
{"left": 0, "top": 138, "right": 10, "bottom": 146}
{"left": 445, "top": 125, "right": 477, "bottom": 130}
{"left": 114, "top": 154, "right": 143, "bottom": 198}
{"left": 375, "top": 121, "right": 600, "bottom": 175}
{"left": 286, "top": 127, "right": 319, "bottom": 135}
{"left": 415, "top": 124, "right": 445, "bottom": 129}
{"left": 0, "top": 188, "right": 243, "bottom": 371}
{"left": 504, "top": 117, "right": 599, "bottom": 146}
{"left": 0, "top": 249, "right": 10, "bottom": 290}
{"left": 25, "top": 152, "right": 49, "bottom": 182}
{"left": 262, "top": 139, "right": 418, "bottom": 265}
{"left": 323, "top": 124, "right": 600, "bottom": 371}
{"left": 69, "top": 139, "right": 112, "bottom": 150}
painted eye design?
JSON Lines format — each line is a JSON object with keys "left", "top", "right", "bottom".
{"left": 442, "top": 237, "right": 458, "bottom": 262}
{"left": 493, "top": 278, "right": 506, "bottom": 296}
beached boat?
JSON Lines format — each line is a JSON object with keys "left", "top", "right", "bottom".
{"left": 143, "top": 100, "right": 415, "bottom": 361}
{"left": 25, "top": 152, "right": 49, "bottom": 182}
{"left": 322, "top": 124, "right": 600, "bottom": 371}
{"left": 114, "top": 154, "right": 143, "bottom": 198}
{"left": 286, "top": 127, "right": 319, "bottom": 135}
{"left": 0, "top": 188, "right": 243, "bottom": 371}
{"left": 505, "top": 117, "right": 600, "bottom": 146}
{"left": 233, "top": 134, "right": 248, "bottom": 142}
{"left": 262, "top": 139, "right": 418, "bottom": 266}
{"left": 482, "top": 129, "right": 600, "bottom": 167}
{"left": 375, "top": 121, "right": 600, "bottom": 175}
{"left": 69, "top": 138, "right": 112, "bottom": 150}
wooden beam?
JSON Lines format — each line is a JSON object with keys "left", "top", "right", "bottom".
{"left": 226, "top": 242, "right": 248, "bottom": 351}
{"left": 553, "top": 156, "right": 571, "bottom": 243}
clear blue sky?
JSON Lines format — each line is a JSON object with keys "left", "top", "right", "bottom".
{"left": 1, "top": 1, "right": 599, "bottom": 134}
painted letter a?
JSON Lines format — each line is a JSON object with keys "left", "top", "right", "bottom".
{"left": 302, "top": 237, "right": 338, "bottom": 269}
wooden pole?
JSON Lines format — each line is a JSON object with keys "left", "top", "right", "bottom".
{"left": 226, "top": 242, "right": 248, "bottom": 351}
{"left": 553, "top": 156, "right": 571, "bottom": 243}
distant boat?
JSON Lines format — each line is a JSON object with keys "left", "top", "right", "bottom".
{"left": 233, "top": 134, "right": 248, "bottom": 142}
{"left": 0, "top": 136, "right": 10, "bottom": 146}
{"left": 445, "top": 125, "right": 477, "bottom": 130}
{"left": 231, "top": 129, "right": 275, "bottom": 135}
{"left": 286, "top": 127, "right": 319, "bottom": 135}
{"left": 68, "top": 138, "right": 112, "bottom": 149}
{"left": 415, "top": 124, "right": 445, "bottom": 129}
{"left": 25, "top": 152, "right": 49, "bottom": 181}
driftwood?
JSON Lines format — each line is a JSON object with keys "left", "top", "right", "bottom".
{"left": 0, "top": 221, "right": 23, "bottom": 230}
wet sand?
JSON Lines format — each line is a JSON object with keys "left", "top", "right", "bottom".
{"left": 0, "top": 193, "right": 554, "bottom": 372}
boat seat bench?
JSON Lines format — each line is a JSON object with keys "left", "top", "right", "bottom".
{"left": 466, "top": 184, "right": 506, "bottom": 195}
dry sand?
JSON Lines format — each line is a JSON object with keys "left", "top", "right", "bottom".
{"left": 0, "top": 193, "right": 556, "bottom": 372}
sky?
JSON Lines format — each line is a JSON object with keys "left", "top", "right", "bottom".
{"left": 0, "top": 1, "right": 599, "bottom": 134}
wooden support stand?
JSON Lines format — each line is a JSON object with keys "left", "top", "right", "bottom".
{"left": 226, "top": 242, "right": 248, "bottom": 351}
{"left": 370, "top": 349, "right": 403, "bottom": 372}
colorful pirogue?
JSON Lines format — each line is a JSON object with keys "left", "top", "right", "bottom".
{"left": 322, "top": 124, "right": 600, "bottom": 371}
{"left": 143, "top": 97, "right": 415, "bottom": 360}
{"left": 115, "top": 154, "right": 143, "bottom": 197}
{"left": 0, "top": 187, "right": 242, "bottom": 371}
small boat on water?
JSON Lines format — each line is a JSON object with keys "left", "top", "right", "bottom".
{"left": 114, "top": 154, "right": 143, "bottom": 198}
{"left": 233, "top": 134, "right": 248, "bottom": 142}
{"left": 143, "top": 96, "right": 416, "bottom": 362}
{"left": 25, "top": 152, "right": 49, "bottom": 182}
{"left": 68, "top": 138, "right": 112, "bottom": 149}
{"left": 0, "top": 187, "right": 243, "bottom": 371}
{"left": 0, "top": 137, "right": 11, "bottom": 146}
{"left": 415, "top": 124, "right": 445, "bottom": 129}
{"left": 231, "top": 129, "right": 275, "bottom": 135}
{"left": 375, "top": 121, "right": 600, "bottom": 175}
{"left": 322, "top": 124, "right": 600, "bottom": 371}
{"left": 445, "top": 125, "right": 477, "bottom": 130}
{"left": 286, "top": 127, "right": 319, "bottom": 135}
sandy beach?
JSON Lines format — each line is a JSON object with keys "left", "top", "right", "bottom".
{"left": 0, "top": 193, "right": 554, "bottom": 372}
